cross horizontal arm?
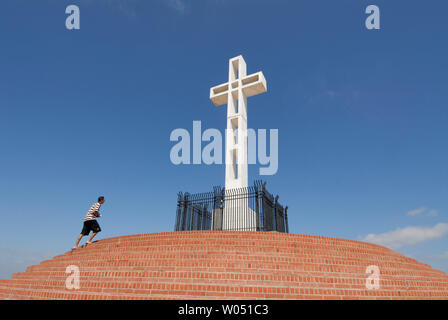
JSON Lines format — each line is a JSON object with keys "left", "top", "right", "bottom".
{"left": 210, "top": 72, "right": 267, "bottom": 107}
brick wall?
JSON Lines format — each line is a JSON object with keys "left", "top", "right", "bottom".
{"left": 0, "top": 231, "right": 447, "bottom": 300}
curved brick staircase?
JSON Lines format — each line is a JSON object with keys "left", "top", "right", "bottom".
{"left": 1, "top": 231, "right": 447, "bottom": 300}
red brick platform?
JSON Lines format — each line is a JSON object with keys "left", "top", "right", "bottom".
{"left": 1, "top": 231, "right": 447, "bottom": 300}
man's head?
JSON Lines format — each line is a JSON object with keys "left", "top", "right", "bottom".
{"left": 98, "top": 196, "right": 105, "bottom": 204}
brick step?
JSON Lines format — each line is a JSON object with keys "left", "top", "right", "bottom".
{"left": 46, "top": 248, "right": 426, "bottom": 271}
{"left": 64, "top": 232, "right": 399, "bottom": 247}
{"left": 20, "top": 254, "right": 440, "bottom": 275}
{"left": 1, "top": 278, "right": 442, "bottom": 295}
{"left": 11, "top": 270, "right": 448, "bottom": 286}
{"left": 34, "top": 254, "right": 432, "bottom": 272}
{"left": 23, "top": 259, "right": 443, "bottom": 278}
{"left": 54, "top": 248, "right": 420, "bottom": 264}
{"left": 0, "top": 282, "right": 445, "bottom": 300}
{"left": 58, "top": 248, "right": 406, "bottom": 264}
{"left": 25, "top": 261, "right": 442, "bottom": 277}
{"left": 54, "top": 260, "right": 438, "bottom": 277}
{"left": 60, "top": 243, "right": 407, "bottom": 254}
{"left": 14, "top": 277, "right": 448, "bottom": 291}
{"left": 59, "top": 235, "right": 412, "bottom": 248}
{"left": 7, "top": 276, "right": 448, "bottom": 294}
{"left": 68, "top": 243, "right": 396, "bottom": 255}
{"left": 0, "top": 285, "right": 153, "bottom": 300}
{"left": 22, "top": 267, "right": 443, "bottom": 284}
{"left": 1, "top": 280, "right": 446, "bottom": 300}
{"left": 14, "top": 269, "right": 448, "bottom": 289}
{"left": 13, "top": 268, "right": 448, "bottom": 283}
{"left": 83, "top": 231, "right": 351, "bottom": 241}
{"left": 61, "top": 240, "right": 403, "bottom": 256}
{"left": 86, "top": 232, "right": 396, "bottom": 250}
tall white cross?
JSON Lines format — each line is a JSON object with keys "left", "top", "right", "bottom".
{"left": 210, "top": 55, "right": 267, "bottom": 190}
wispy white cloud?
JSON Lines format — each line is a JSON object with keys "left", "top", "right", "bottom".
{"left": 407, "top": 207, "right": 427, "bottom": 216}
{"left": 166, "top": 0, "right": 187, "bottom": 14}
{"left": 427, "top": 209, "right": 439, "bottom": 217}
{"left": 406, "top": 207, "right": 439, "bottom": 217}
{"left": 360, "top": 223, "right": 448, "bottom": 249}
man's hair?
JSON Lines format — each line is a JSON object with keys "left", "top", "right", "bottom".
{"left": 98, "top": 196, "right": 105, "bottom": 202}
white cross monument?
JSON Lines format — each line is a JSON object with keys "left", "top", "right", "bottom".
{"left": 210, "top": 55, "right": 267, "bottom": 230}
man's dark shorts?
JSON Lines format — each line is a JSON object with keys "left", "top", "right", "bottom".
{"left": 81, "top": 220, "right": 101, "bottom": 236}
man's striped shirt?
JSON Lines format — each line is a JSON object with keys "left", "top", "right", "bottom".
{"left": 84, "top": 202, "right": 101, "bottom": 221}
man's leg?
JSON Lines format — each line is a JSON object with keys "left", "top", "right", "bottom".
{"left": 73, "top": 234, "right": 83, "bottom": 249}
{"left": 86, "top": 232, "right": 97, "bottom": 244}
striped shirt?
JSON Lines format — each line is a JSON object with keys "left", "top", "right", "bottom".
{"left": 84, "top": 202, "right": 101, "bottom": 221}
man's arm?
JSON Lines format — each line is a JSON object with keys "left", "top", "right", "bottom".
{"left": 92, "top": 203, "right": 101, "bottom": 217}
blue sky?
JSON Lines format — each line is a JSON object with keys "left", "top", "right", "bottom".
{"left": 0, "top": 0, "right": 447, "bottom": 278}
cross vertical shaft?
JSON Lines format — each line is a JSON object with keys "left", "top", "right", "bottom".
{"left": 210, "top": 55, "right": 267, "bottom": 191}
{"left": 226, "top": 56, "right": 248, "bottom": 189}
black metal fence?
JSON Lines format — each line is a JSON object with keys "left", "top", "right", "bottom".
{"left": 175, "top": 181, "right": 289, "bottom": 233}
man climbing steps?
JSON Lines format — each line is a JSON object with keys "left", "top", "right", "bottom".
{"left": 73, "top": 196, "right": 105, "bottom": 249}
